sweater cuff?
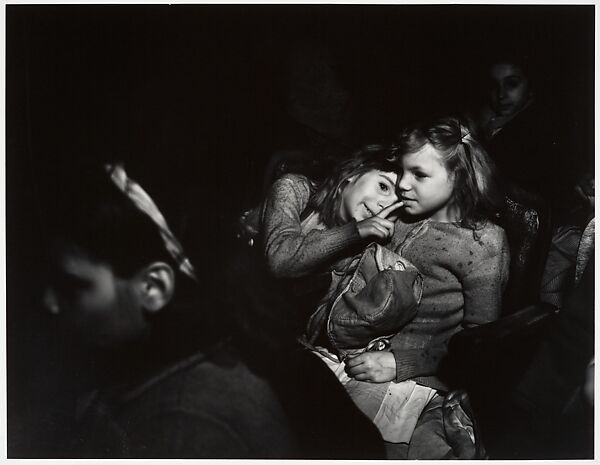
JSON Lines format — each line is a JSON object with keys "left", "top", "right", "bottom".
{"left": 329, "top": 220, "right": 363, "bottom": 252}
{"left": 391, "top": 349, "right": 423, "bottom": 383}
{"left": 391, "top": 346, "right": 447, "bottom": 383}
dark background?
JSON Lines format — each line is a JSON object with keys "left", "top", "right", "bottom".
{"left": 6, "top": 4, "right": 594, "bottom": 457}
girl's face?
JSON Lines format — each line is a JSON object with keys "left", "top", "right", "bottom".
{"left": 489, "top": 63, "right": 531, "bottom": 117}
{"left": 398, "top": 144, "right": 455, "bottom": 222}
{"left": 339, "top": 170, "right": 399, "bottom": 222}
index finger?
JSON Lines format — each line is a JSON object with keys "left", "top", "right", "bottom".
{"left": 377, "top": 201, "right": 404, "bottom": 219}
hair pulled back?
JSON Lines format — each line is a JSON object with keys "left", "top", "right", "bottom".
{"left": 395, "top": 116, "right": 502, "bottom": 229}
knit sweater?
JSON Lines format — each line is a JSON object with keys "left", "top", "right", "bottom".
{"left": 388, "top": 218, "right": 510, "bottom": 391}
{"left": 260, "top": 173, "right": 510, "bottom": 392}
{"left": 260, "top": 173, "right": 363, "bottom": 278}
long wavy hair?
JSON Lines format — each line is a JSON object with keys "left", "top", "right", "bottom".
{"left": 306, "top": 145, "right": 402, "bottom": 228}
{"left": 394, "top": 116, "right": 503, "bottom": 230}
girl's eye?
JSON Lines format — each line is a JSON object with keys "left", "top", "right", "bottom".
{"left": 505, "top": 77, "right": 524, "bottom": 89}
{"left": 379, "top": 182, "right": 389, "bottom": 192}
{"left": 414, "top": 172, "right": 427, "bottom": 179}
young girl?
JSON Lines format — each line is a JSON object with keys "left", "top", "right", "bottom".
{"left": 335, "top": 117, "right": 511, "bottom": 458}
{"left": 260, "top": 145, "right": 405, "bottom": 280}
{"left": 231, "top": 145, "right": 422, "bottom": 354}
{"left": 240, "top": 146, "right": 426, "bottom": 448}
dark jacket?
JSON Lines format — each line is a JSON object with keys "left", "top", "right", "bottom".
{"left": 74, "top": 340, "right": 385, "bottom": 459}
{"left": 304, "top": 242, "right": 422, "bottom": 358}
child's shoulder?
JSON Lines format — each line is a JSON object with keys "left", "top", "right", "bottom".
{"left": 477, "top": 220, "right": 508, "bottom": 242}
{"left": 428, "top": 220, "right": 507, "bottom": 256}
{"left": 273, "top": 173, "right": 312, "bottom": 189}
{"left": 476, "top": 221, "right": 506, "bottom": 240}
{"left": 269, "top": 173, "right": 313, "bottom": 200}
{"left": 469, "top": 221, "right": 509, "bottom": 256}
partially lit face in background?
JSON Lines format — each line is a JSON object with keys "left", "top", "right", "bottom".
{"left": 43, "top": 243, "right": 149, "bottom": 349}
{"left": 339, "top": 170, "right": 400, "bottom": 222}
{"left": 489, "top": 62, "right": 532, "bottom": 117}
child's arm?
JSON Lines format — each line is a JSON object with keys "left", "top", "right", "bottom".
{"left": 262, "top": 174, "right": 363, "bottom": 278}
{"left": 388, "top": 342, "right": 448, "bottom": 383}
{"left": 390, "top": 227, "right": 510, "bottom": 383}
{"left": 346, "top": 343, "right": 451, "bottom": 384}
{"left": 461, "top": 229, "right": 511, "bottom": 328}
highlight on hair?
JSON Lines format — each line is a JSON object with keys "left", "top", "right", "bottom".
{"left": 306, "top": 144, "right": 402, "bottom": 228}
{"left": 41, "top": 162, "right": 225, "bottom": 349}
{"left": 395, "top": 116, "right": 503, "bottom": 229}
{"left": 43, "top": 162, "right": 183, "bottom": 280}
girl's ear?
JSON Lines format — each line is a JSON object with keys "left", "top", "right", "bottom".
{"left": 135, "top": 262, "right": 176, "bottom": 314}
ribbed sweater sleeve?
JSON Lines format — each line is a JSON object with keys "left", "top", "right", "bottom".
{"left": 261, "top": 174, "right": 362, "bottom": 279}
{"left": 393, "top": 345, "right": 448, "bottom": 385}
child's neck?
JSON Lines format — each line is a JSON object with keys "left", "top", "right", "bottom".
{"left": 429, "top": 204, "right": 461, "bottom": 223}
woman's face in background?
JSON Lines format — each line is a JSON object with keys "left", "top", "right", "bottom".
{"left": 489, "top": 63, "right": 531, "bottom": 117}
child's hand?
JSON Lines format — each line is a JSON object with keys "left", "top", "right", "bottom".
{"left": 442, "top": 390, "right": 484, "bottom": 459}
{"left": 236, "top": 207, "right": 261, "bottom": 246}
{"left": 356, "top": 201, "right": 403, "bottom": 242}
{"left": 344, "top": 351, "right": 396, "bottom": 383}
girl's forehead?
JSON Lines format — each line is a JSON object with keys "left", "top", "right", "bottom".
{"left": 364, "top": 169, "right": 399, "bottom": 181}
{"left": 491, "top": 62, "right": 526, "bottom": 79}
{"left": 402, "top": 144, "right": 445, "bottom": 167}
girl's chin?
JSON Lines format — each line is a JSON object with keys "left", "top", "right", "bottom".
{"left": 401, "top": 206, "right": 429, "bottom": 219}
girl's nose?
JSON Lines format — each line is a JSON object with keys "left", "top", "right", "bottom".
{"left": 497, "top": 83, "right": 506, "bottom": 100}
{"left": 43, "top": 287, "right": 60, "bottom": 315}
{"left": 398, "top": 174, "right": 411, "bottom": 191}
